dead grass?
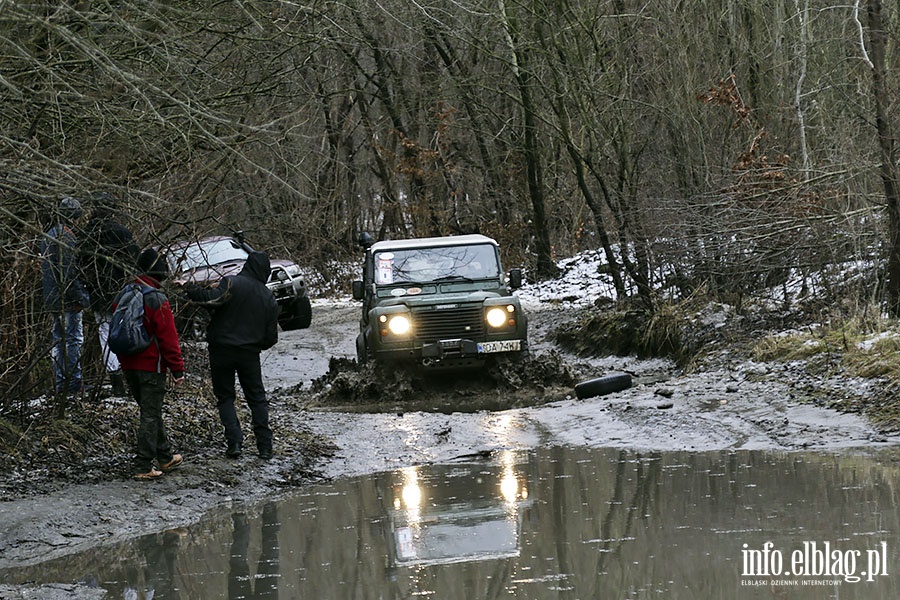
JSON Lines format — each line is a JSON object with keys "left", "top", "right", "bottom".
{"left": 552, "top": 292, "right": 721, "bottom": 367}
{"left": 752, "top": 332, "right": 829, "bottom": 361}
{"left": 752, "top": 307, "right": 900, "bottom": 432}
{"left": 553, "top": 308, "right": 679, "bottom": 360}
{"left": 753, "top": 312, "right": 900, "bottom": 376}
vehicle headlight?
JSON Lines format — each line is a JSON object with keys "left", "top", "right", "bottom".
{"left": 389, "top": 315, "right": 411, "bottom": 335}
{"left": 486, "top": 305, "right": 516, "bottom": 328}
{"left": 380, "top": 314, "right": 412, "bottom": 336}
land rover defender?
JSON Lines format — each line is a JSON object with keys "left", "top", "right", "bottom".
{"left": 351, "top": 234, "right": 528, "bottom": 368}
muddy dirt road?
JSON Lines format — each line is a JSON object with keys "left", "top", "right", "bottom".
{"left": 1, "top": 296, "right": 899, "bottom": 594}
{"left": 284, "top": 298, "right": 898, "bottom": 481}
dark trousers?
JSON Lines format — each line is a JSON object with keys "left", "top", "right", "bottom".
{"left": 124, "top": 370, "right": 175, "bottom": 472}
{"left": 209, "top": 345, "right": 272, "bottom": 452}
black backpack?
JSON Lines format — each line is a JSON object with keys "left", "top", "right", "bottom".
{"left": 109, "top": 283, "right": 154, "bottom": 355}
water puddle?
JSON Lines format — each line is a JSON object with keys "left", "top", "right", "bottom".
{"left": 2, "top": 446, "right": 899, "bottom": 599}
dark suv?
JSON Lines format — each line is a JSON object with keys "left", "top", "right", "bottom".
{"left": 352, "top": 234, "right": 527, "bottom": 369}
{"left": 162, "top": 234, "right": 312, "bottom": 333}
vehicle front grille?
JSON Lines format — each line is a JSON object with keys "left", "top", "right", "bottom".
{"left": 413, "top": 305, "right": 484, "bottom": 342}
{"left": 267, "top": 267, "right": 293, "bottom": 301}
{"left": 269, "top": 284, "right": 293, "bottom": 300}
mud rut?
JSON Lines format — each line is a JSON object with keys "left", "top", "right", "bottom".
{"left": 268, "top": 300, "right": 587, "bottom": 414}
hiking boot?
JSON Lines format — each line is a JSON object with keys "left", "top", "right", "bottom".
{"left": 225, "top": 442, "right": 242, "bottom": 459}
{"left": 133, "top": 468, "right": 163, "bottom": 481}
{"left": 258, "top": 449, "right": 273, "bottom": 460}
{"left": 159, "top": 454, "right": 183, "bottom": 473}
{"left": 109, "top": 371, "right": 127, "bottom": 396}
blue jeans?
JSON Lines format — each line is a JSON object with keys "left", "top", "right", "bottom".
{"left": 51, "top": 310, "right": 84, "bottom": 392}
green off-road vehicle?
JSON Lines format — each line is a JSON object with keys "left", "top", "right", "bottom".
{"left": 352, "top": 234, "right": 528, "bottom": 369}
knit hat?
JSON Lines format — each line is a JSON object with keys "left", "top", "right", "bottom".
{"left": 58, "top": 196, "right": 83, "bottom": 222}
{"left": 137, "top": 248, "right": 169, "bottom": 282}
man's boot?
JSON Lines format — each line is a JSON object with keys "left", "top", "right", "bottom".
{"left": 109, "top": 370, "right": 127, "bottom": 396}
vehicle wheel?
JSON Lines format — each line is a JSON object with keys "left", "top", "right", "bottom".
{"left": 279, "top": 296, "right": 312, "bottom": 330}
{"left": 173, "top": 302, "right": 206, "bottom": 340}
{"left": 496, "top": 347, "right": 530, "bottom": 366}
{"left": 513, "top": 346, "right": 531, "bottom": 361}
{"left": 574, "top": 372, "right": 632, "bottom": 399}
{"left": 355, "top": 334, "right": 370, "bottom": 365}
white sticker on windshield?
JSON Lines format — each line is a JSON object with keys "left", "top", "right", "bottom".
{"left": 376, "top": 253, "right": 394, "bottom": 284}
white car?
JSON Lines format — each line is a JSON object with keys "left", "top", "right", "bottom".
{"left": 162, "top": 234, "right": 311, "bottom": 333}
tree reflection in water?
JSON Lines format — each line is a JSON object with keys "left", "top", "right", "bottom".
{"left": 1, "top": 448, "right": 898, "bottom": 599}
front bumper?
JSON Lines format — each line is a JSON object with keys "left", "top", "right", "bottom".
{"left": 420, "top": 338, "right": 526, "bottom": 359}
{"left": 366, "top": 297, "right": 528, "bottom": 367}
{"left": 373, "top": 337, "right": 527, "bottom": 368}
{"left": 267, "top": 274, "right": 305, "bottom": 305}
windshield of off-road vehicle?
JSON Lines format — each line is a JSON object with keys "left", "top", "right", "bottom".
{"left": 374, "top": 244, "right": 500, "bottom": 285}
{"left": 173, "top": 239, "right": 248, "bottom": 272}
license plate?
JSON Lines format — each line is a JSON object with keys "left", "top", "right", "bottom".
{"left": 477, "top": 340, "right": 521, "bottom": 354}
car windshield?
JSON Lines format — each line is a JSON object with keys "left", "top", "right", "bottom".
{"left": 374, "top": 243, "right": 500, "bottom": 285}
{"left": 172, "top": 239, "right": 248, "bottom": 272}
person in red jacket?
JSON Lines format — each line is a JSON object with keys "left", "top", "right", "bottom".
{"left": 113, "top": 248, "right": 185, "bottom": 480}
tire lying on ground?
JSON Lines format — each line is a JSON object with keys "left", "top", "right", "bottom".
{"left": 574, "top": 372, "right": 632, "bottom": 399}
{"left": 280, "top": 296, "right": 313, "bottom": 331}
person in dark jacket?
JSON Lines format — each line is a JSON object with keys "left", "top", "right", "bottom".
{"left": 41, "top": 196, "right": 91, "bottom": 395}
{"left": 81, "top": 191, "right": 138, "bottom": 396}
{"left": 186, "top": 251, "right": 278, "bottom": 460}
{"left": 113, "top": 248, "right": 185, "bottom": 480}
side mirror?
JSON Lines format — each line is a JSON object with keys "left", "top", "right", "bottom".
{"left": 508, "top": 268, "right": 523, "bottom": 289}
{"left": 352, "top": 280, "right": 365, "bottom": 300}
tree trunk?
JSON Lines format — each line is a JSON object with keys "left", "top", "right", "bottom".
{"left": 499, "top": 0, "right": 558, "bottom": 278}
{"left": 867, "top": 0, "right": 900, "bottom": 315}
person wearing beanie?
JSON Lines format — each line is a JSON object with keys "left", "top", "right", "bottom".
{"left": 81, "top": 191, "right": 138, "bottom": 397}
{"left": 41, "top": 196, "right": 91, "bottom": 397}
{"left": 112, "top": 248, "right": 186, "bottom": 480}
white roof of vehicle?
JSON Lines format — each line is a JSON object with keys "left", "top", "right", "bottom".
{"left": 370, "top": 234, "right": 498, "bottom": 252}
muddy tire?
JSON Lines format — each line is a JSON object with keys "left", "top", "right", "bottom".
{"left": 172, "top": 300, "right": 208, "bottom": 340}
{"left": 280, "top": 296, "right": 312, "bottom": 331}
{"left": 574, "top": 372, "right": 632, "bottom": 399}
{"left": 356, "top": 334, "right": 370, "bottom": 365}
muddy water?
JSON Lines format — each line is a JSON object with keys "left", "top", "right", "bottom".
{"left": 3, "top": 447, "right": 899, "bottom": 599}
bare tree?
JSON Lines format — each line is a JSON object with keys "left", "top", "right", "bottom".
{"left": 864, "top": 0, "right": 900, "bottom": 314}
{"left": 2, "top": 0, "right": 899, "bottom": 408}
{"left": 498, "top": 0, "right": 557, "bottom": 278}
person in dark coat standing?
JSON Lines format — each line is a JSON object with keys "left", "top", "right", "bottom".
{"left": 81, "top": 191, "right": 138, "bottom": 396}
{"left": 186, "top": 251, "right": 278, "bottom": 460}
{"left": 41, "top": 196, "right": 91, "bottom": 396}
{"left": 113, "top": 248, "right": 185, "bottom": 480}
